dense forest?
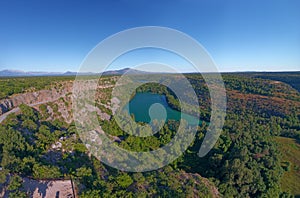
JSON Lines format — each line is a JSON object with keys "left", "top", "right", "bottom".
{"left": 0, "top": 72, "right": 299, "bottom": 197}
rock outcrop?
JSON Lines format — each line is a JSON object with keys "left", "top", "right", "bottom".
{"left": 0, "top": 83, "right": 72, "bottom": 115}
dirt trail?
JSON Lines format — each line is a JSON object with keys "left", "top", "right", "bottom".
{"left": 0, "top": 95, "right": 67, "bottom": 123}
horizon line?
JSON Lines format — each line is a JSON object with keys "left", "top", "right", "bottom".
{"left": 0, "top": 67, "right": 299, "bottom": 77}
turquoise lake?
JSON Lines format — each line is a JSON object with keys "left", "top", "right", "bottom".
{"left": 125, "top": 93, "right": 200, "bottom": 126}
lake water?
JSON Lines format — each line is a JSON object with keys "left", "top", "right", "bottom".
{"left": 125, "top": 92, "right": 200, "bottom": 125}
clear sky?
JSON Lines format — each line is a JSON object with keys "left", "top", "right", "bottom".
{"left": 0, "top": 0, "right": 299, "bottom": 72}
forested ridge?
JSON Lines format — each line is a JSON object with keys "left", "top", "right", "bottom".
{"left": 0, "top": 72, "right": 299, "bottom": 197}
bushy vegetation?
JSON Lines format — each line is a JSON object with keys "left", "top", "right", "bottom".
{"left": 0, "top": 76, "right": 75, "bottom": 99}
{"left": 0, "top": 72, "right": 299, "bottom": 197}
{"left": 243, "top": 72, "right": 300, "bottom": 93}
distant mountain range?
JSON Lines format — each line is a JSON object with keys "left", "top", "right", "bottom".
{"left": 0, "top": 68, "right": 149, "bottom": 77}
{"left": 1, "top": 68, "right": 299, "bottom": 77}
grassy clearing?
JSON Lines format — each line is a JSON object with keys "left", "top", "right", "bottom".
{"left": 276, "top": 137, "right": 300, "bottom": 197}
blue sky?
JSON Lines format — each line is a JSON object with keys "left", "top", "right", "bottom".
{"left": 0, "top": 0, "right": 299, "bottom": 72}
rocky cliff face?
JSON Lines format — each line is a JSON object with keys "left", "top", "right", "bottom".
{"left": 0, "top": 82, "right": 72, "bottom": 115}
